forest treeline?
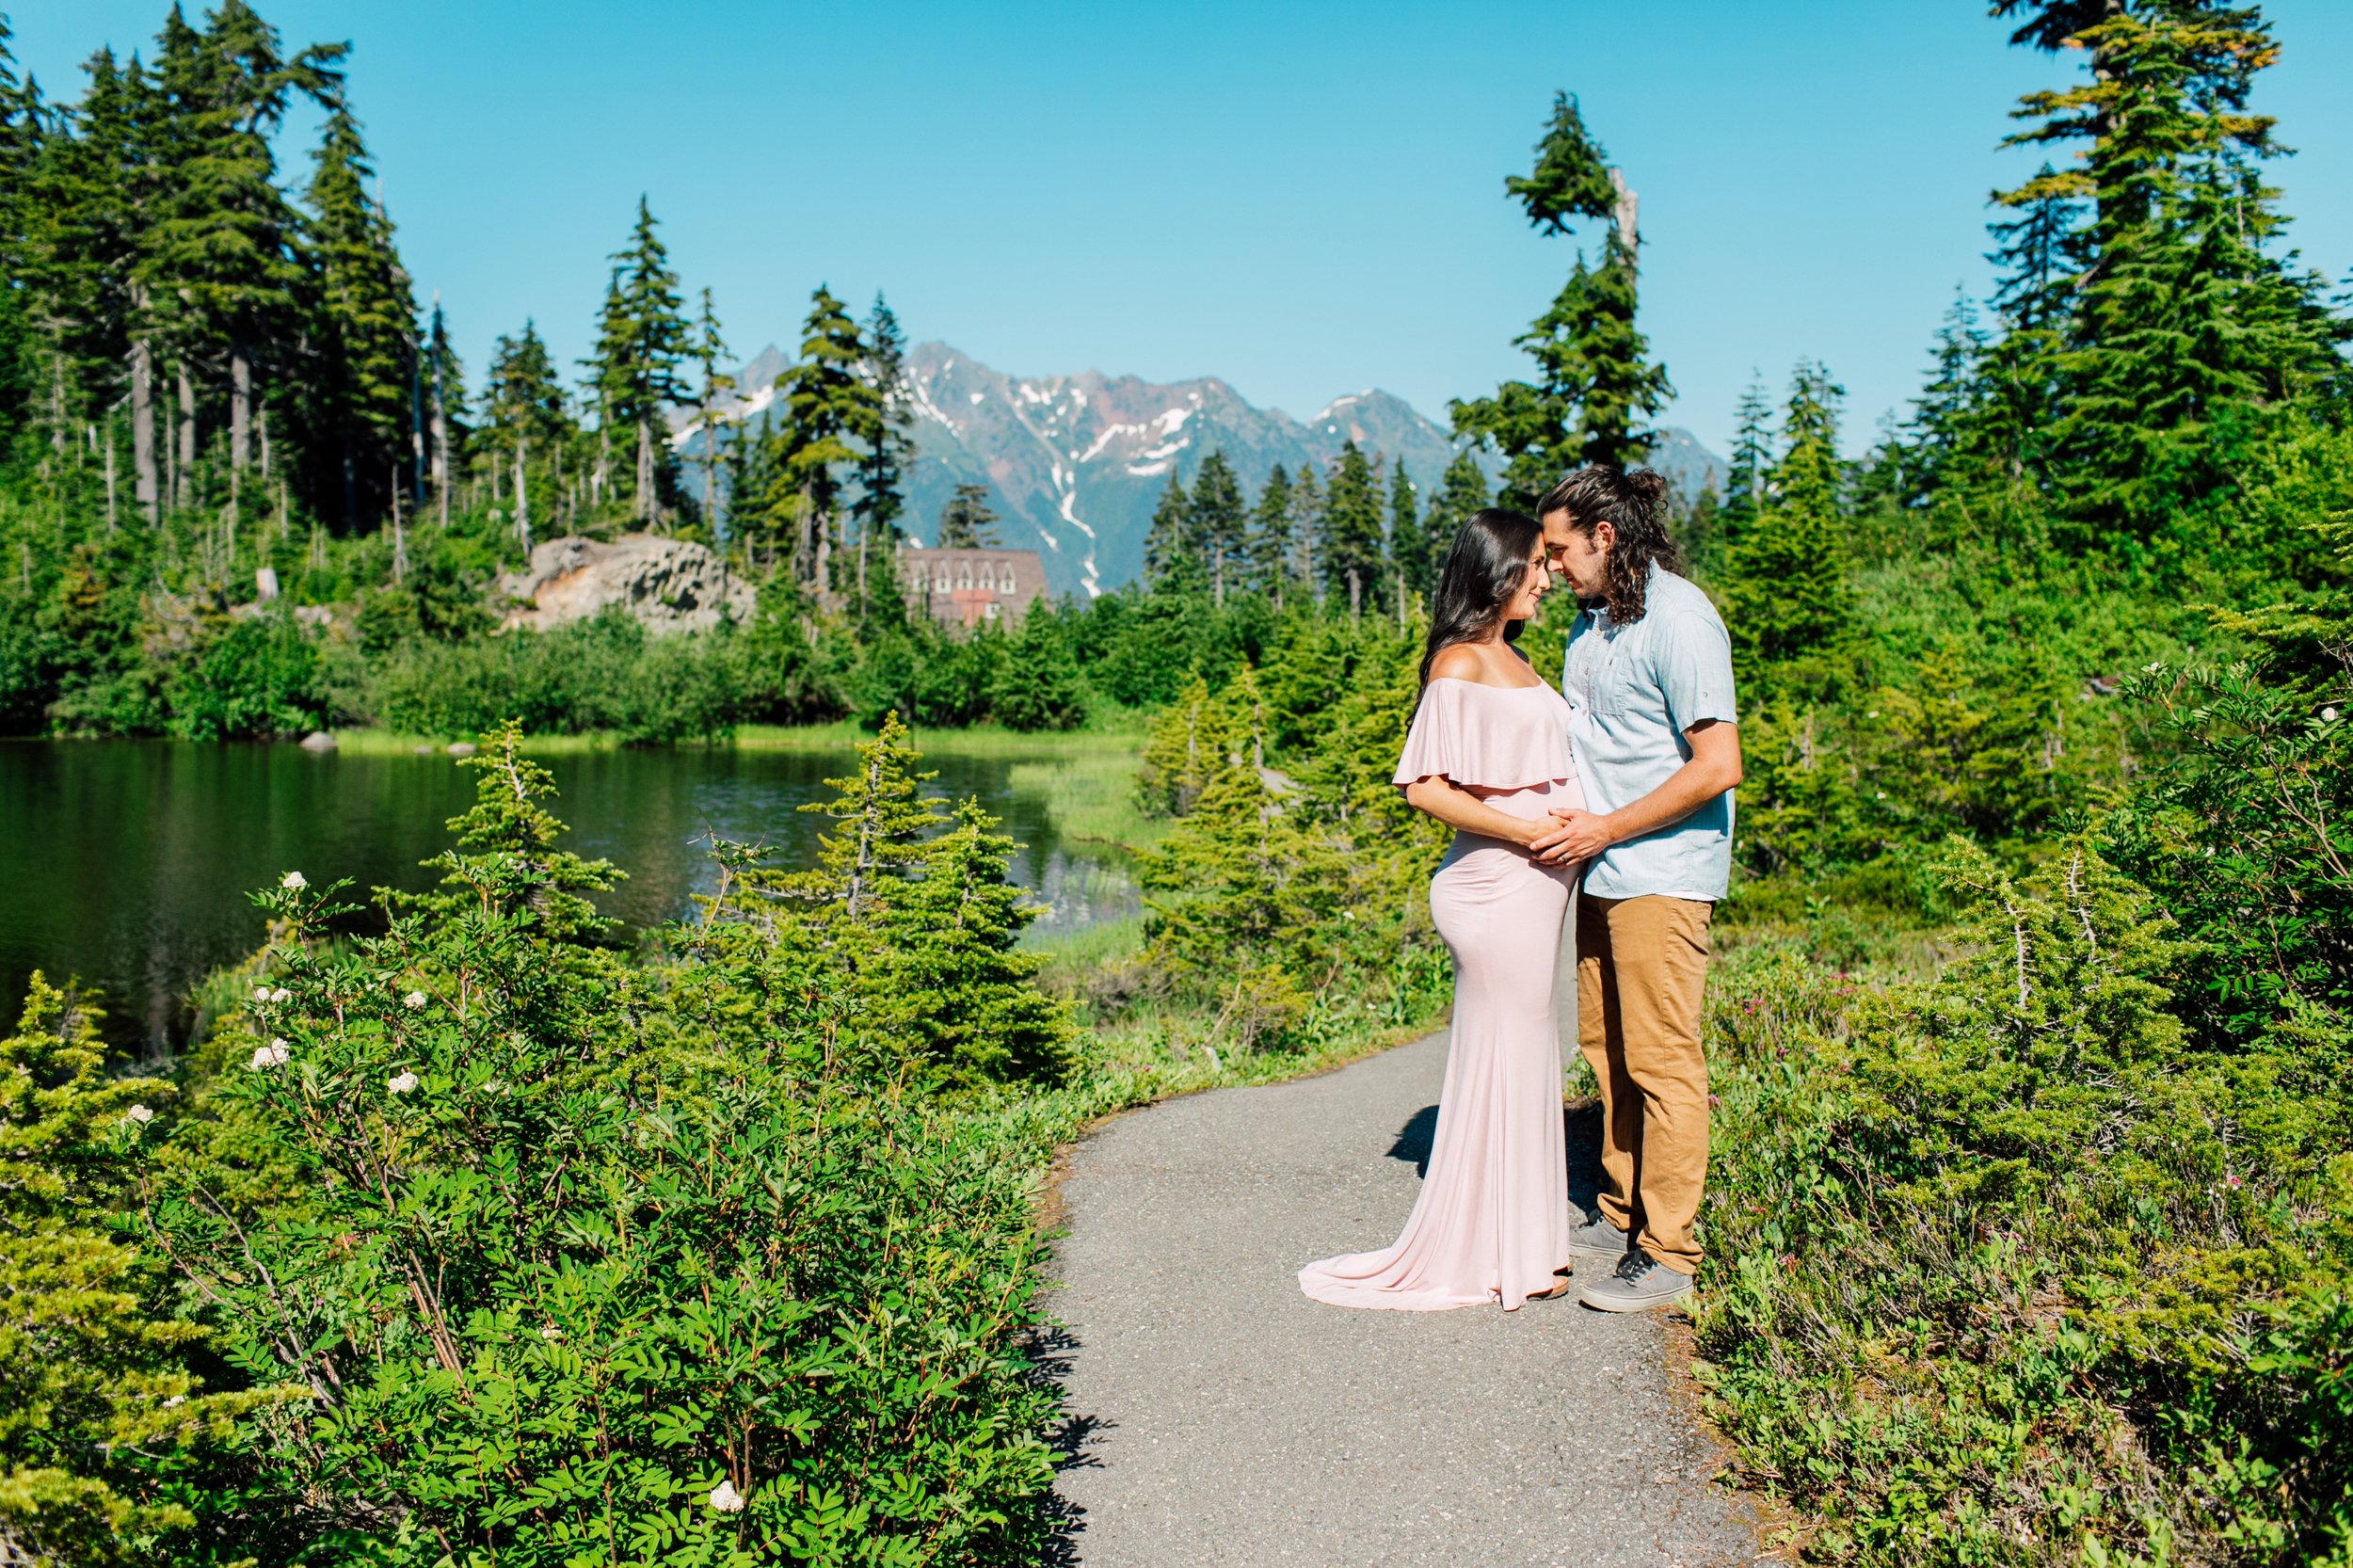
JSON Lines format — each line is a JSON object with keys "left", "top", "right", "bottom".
{"left": 0, "top": 0, "right": 1549, "bottom": 745}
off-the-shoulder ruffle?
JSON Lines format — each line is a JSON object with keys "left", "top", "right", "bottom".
{"left": 1393, "top": 678, "right": 1577, "bottom": 791}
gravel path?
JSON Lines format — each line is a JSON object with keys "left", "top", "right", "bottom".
{"left": 1038, "top": 1029, "right": 1765, "bottom": 1567}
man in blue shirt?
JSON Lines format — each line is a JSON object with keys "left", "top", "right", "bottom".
{"left": 1528, "top": 466, "right": 1742, "bottom": 1313}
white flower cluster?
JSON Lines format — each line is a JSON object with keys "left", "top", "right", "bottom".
{"left": 280, "top": 871, "right": 307, "bottom": 890}
{"left": 403, "top": 990, "right": 427, "bottom": 1009}
{"left": 249, "top": 1039, "right": 291, "bottom": 1070}
{"left": 252, "top": 984, "right": 294, "bottom": 1004}
{"left": 707, "top": 1480, "right": 745, "bottom": 1513}
{"left": 124, "top": 1103, "right": 154, "bottom": 1125}
{"left": 387, "top": 1071, "right": 420, "bottom": 1095}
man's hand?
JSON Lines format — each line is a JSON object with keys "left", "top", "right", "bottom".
{"left": 1530, "top": 808, "right": 1616, "bottom": 865}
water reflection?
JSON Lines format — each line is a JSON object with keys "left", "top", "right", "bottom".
{"left": 0, "top": 740, "right": 1139, "bottom": 1050}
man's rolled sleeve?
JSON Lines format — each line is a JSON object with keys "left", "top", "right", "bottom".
{"left": 1656, "top": 609, "right": 1738, "bottom": 737}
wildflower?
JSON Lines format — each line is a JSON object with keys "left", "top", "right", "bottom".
{"left": 540, "top": 1326, "right": 564, "bottom": 1341}
{"left": 280, "top": 871, "right": 308, "bottom": 890}
{"left": 163, "top": 1394, "right": 184, "bottom": 1409}
{"left": 250, "top": 1039, "right": 291, "bottom": 1070}
{"left": 272, "top": 987, "right": 294, "bottom": 1003}
{"left": 253, "top": 984, "right": 272, "bottom": 1001}
{"left": 2326, "top": 706, "right": 2341, "bottom": 723}
{"left": 708, "top": 1480, "right": 745, "bottom": 1513}
{"left": 404, "top": 990, "right": 426, "bottom": 1009}
{"left": 124, "top": 1104, "right": 154, "bottom": 1125}
{"left": 2226, "top": 1174, "right": 2242, "bottom": 1189}
{"left": 388, "top": 1071, "right": 420, "bottom": 1095}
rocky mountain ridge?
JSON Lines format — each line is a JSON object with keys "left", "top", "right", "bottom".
{"left": 697, "top": 342, "right": 1724, "bottom": 598}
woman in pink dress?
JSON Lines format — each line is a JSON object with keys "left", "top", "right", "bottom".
{"left": 1299, "top": 507, "right": 1583, "bottom": 1312}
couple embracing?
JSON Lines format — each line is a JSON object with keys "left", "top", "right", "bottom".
{"left": 1300, "top": 465, "right": 1740, "bottom": 1314}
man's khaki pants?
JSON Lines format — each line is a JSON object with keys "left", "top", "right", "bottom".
{"left": 1575, "top": 892, "right": 1712, "bottom": 1276}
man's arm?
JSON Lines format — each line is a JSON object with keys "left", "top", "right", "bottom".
{"left": 1529, "top": 719, "right": 1740, "bottom": 864}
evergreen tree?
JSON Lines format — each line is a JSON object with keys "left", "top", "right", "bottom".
{"left": 1319, "top": 442, "right": 1385, "bottom": 616}
{"left": 142, "top": 3, "right": 344, "bottom": 511}
{"left": 1995, "top": 2, "right": 2342, "bottom": 536}
{"left": 878, "top": 799, "right": 1076, "bottom": 1088}
{"left": 1450, "top": 92, "right": 1670, "bottom": 504}
{"left": 1902, "top": 288, "right": 1992, "bottom": 505}
{"left": 686, "top": 285, "right": 732, "bottom": 540}
{"left": 1721, "top": 374, "right": 1773, "bottom": 546}
{"left": 479, "top": 320, "right": 568, "bottom": 554}
{"left": 1719, "top": 360, "right": 1852, "bottom": 690}
{"left": 934, "top": 482, "right": 1000, "bottom": 549}
{"left": 1426, "top": 449, "right": 1491, "bottom": 567}
{"left": 1287, "top": 458, "right": 1323, "bottom": 594}
{"left": 765, "top": 284, "right": 873, "bottom": 585}
{"left": 424, "top": 296, "right": 465, "bottom": 527}
{"left": 1386, "top": 461, "right": 1433, "bottom": 600}
{"left": 1245, "top": 463, "right": 1294, "bottom": 607}
{"left": 591, "top": 197, "right": 693, "bottom": 530}
{"left": 1189, "top": 449, "right": 1246, "bottom": 605}
{"left": 852, "top": 294, "right": 914, "bottom": 617}
{"left": 302, "top": 101, "right": 411, "bottom": 529}
{"left": 0, "top": 977, "right": 236, "bottom": 1565}
{"left": 1142, "top": 470, "right": 1200, "bottom": 593}
{"left": 990, "top": 606, "right": 1088, "bottom": 733}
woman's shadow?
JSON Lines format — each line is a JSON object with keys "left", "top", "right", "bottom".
{"left": 1386, "top": 1099, "right": 1606, "bottom": 1216}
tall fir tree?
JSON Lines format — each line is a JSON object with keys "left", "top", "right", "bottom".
{"left": 1719, "top": 360, "right": 1852, "bottom": 692}
{"left": 480, "top": 320, "right": 568, "bottom": 554}
{"left": 1142, "top": 469, "right": 1200, "bottom": 594}
{"left": 1386, "top": 461, "right": 1433, "bottom": 601}
{"left": 851, "top": 294, "right": 914, "bottom": 618}
{"left": 934, "top": 483, "right": 1000, "bottom": 550}
{"left": 1721, "top": 374, "right": 1773, "bottom": 547}
{"left": 1319, "top": 442, "right": 1385, "bottom": 616}
{"left": 1288, "top": 457, "right": 1323, "bottom": 594}
{"left": 764, "top": 284, "right": 873, "bottom": 586}
{"left": 1426, "top": 449, "right": 1492, "bottom": 568}
{"left": 1450, "top": 92, "right": 1670, "bottom": 504}
{"left": 1245, "top": 462, "right": 1294, "bottom": 607}
{"left": 591, "top": 197, "right": 693, "bottom": 530}
{"left": 142, "top": 2, "right": 344, "bottom": 513}
{"left": 1189, "top": 449, "right": 1246, "bottom": 606}
{"left": 302, "top": 101, "right": 411, "bottom": 530}
{"left": 685, "top": 285, "right": 732, "bottom": 542}
{"left": 1994, "top": 1, "right": 2341, "bottom": 536}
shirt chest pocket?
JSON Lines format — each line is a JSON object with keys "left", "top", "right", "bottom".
{"left": 1564, "top": 643, "right": 1634, "bottom": 719}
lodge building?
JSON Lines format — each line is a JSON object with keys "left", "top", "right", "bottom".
{"left": 898, "top": 546, "right": 1047, "bottom": 630}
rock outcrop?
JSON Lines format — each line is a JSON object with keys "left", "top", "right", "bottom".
{"left": 496, "top": 534, "right": 754, "bottom": 636}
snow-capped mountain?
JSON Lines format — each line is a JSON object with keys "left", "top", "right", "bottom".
{"left": 700, "top": 342, "right": 1725, "bottom": 598}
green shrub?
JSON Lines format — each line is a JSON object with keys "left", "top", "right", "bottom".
{"left": 120, "top": 726, "right": 1064, "bottom": 1564}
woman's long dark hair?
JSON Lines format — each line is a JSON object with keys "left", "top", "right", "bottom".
{"left": 1417, "top": 506, "right": 1544, "bottom": 690}
{"left": 1537, "top": 465, "right": 1676, "bottom": 623}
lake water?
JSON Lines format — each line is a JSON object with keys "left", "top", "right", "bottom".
{"left": 0, "top": 740, "right": 1141, "bottom": 1050}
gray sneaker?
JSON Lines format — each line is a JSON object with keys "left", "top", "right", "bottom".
{"left": 1566, "top": 1209, "right": 1632, "bottom": 1261}
{"left": 1577, "top": 1252, "right": 1693, "bottom": 1312}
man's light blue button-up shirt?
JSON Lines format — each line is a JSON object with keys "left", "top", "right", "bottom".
{"left": 1559, "top": 565, "right": 1738, "bottom": 902}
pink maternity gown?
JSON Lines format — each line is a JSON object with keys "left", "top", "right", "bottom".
{"left": 1298, "top": 676, "right": 1583, "bottom": 1312}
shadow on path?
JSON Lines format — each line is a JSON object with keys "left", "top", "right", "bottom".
{"left": 1384, "top": 1098, "right": 1610, "bottom": 1220}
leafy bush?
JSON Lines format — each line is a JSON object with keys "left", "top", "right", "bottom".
{"left": 56, "top": 725, "right": 1079, "bottom": 1565}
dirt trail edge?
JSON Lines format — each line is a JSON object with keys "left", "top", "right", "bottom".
{"left": 1038, "top": 1029, "right": 1768, "bottom": 1568}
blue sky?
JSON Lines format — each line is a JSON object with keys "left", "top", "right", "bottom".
{"left": 12, "top": 1, "right": 2352, "bottom": 457}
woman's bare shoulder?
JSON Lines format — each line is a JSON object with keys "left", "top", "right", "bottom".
{"left": 1426, "top": 643, "right": 1490, "bottom": 682}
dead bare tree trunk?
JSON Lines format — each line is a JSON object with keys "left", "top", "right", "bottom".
{"left": 230, "top": 333, "right": 251, "bottom": 476}
{"left": 130, "top": 332, "right": 157, "bottom": 522}
{"left": 635, "top": 416, "right": 655, "bottom": 529}
{"left": 513, "top": 437, "right": 531, "bottom": 554}
{"left": 175, "top": 361, "right": 196, "bottom": 511}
